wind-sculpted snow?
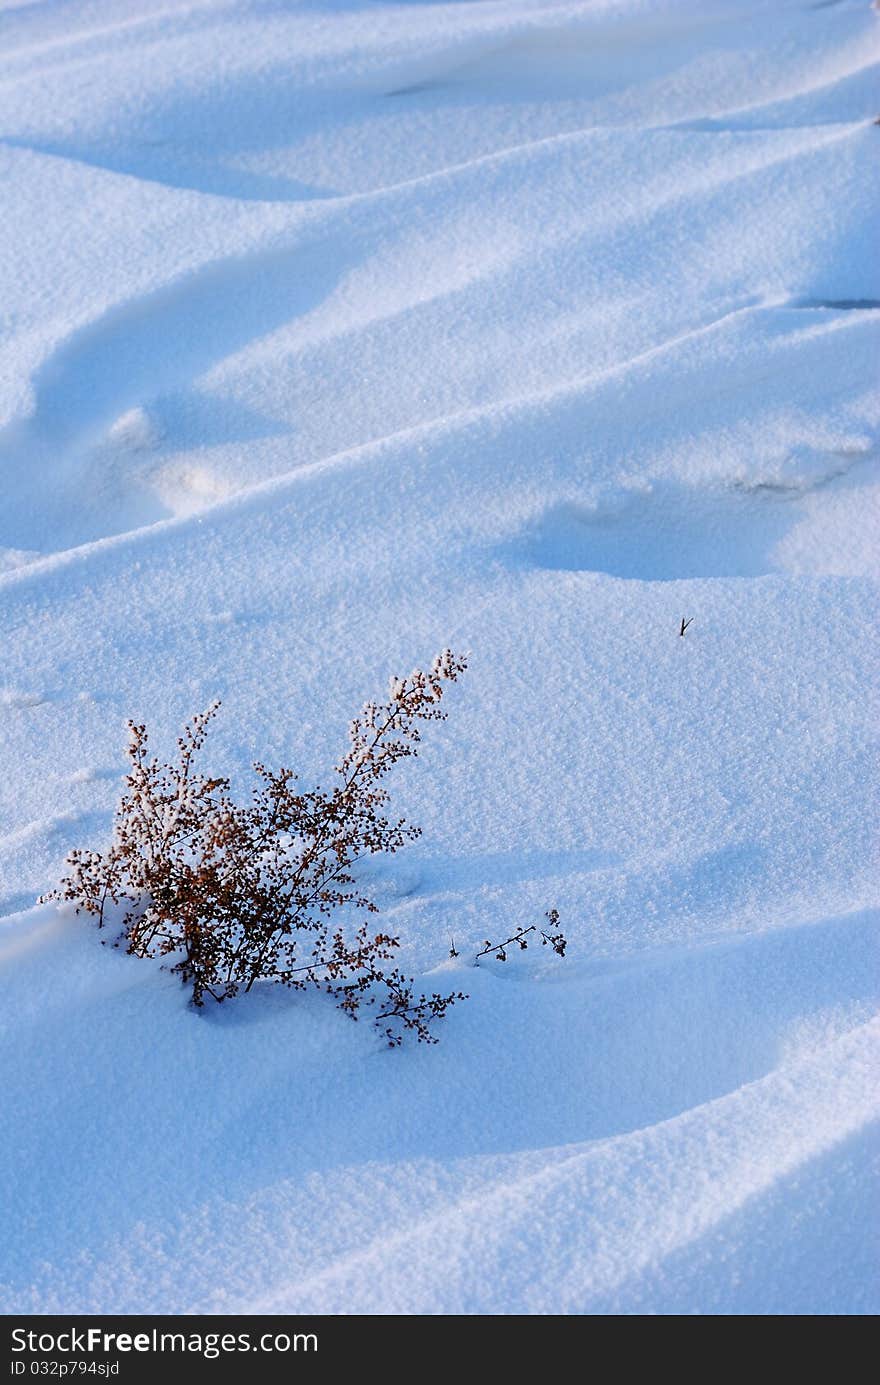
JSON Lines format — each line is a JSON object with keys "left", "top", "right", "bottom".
{"left": 0, "top": 0, "right": 877, "bottom": 1314}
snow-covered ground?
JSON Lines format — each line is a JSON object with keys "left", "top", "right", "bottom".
{"left": 1, "top": 0, "right": 878, "bottom": 1315}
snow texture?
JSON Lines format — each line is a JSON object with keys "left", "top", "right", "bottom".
{"left": 0, "top": 0, "right": 878, "bottom": 1315}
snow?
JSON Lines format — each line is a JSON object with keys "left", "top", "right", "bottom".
{"left": 0, "top": 0, "right": 878, "bottom": 1315}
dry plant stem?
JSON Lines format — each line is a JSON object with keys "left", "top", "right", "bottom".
{"left": 48, "top": 652, "right": 469, "bottom": 1044}
{"left": 477, "top": 911, "right": 566, "bottom": 963}
{"left": 476, "top": 925, "right": 535, "bottom": 961}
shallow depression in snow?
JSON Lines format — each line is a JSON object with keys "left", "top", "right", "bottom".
{"left": 514, "top": 482, "right": 803, "bottom": 580}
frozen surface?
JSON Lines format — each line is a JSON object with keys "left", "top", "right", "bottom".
{"left": 0, "top": 0, "right": 878, "bottom": 1314}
